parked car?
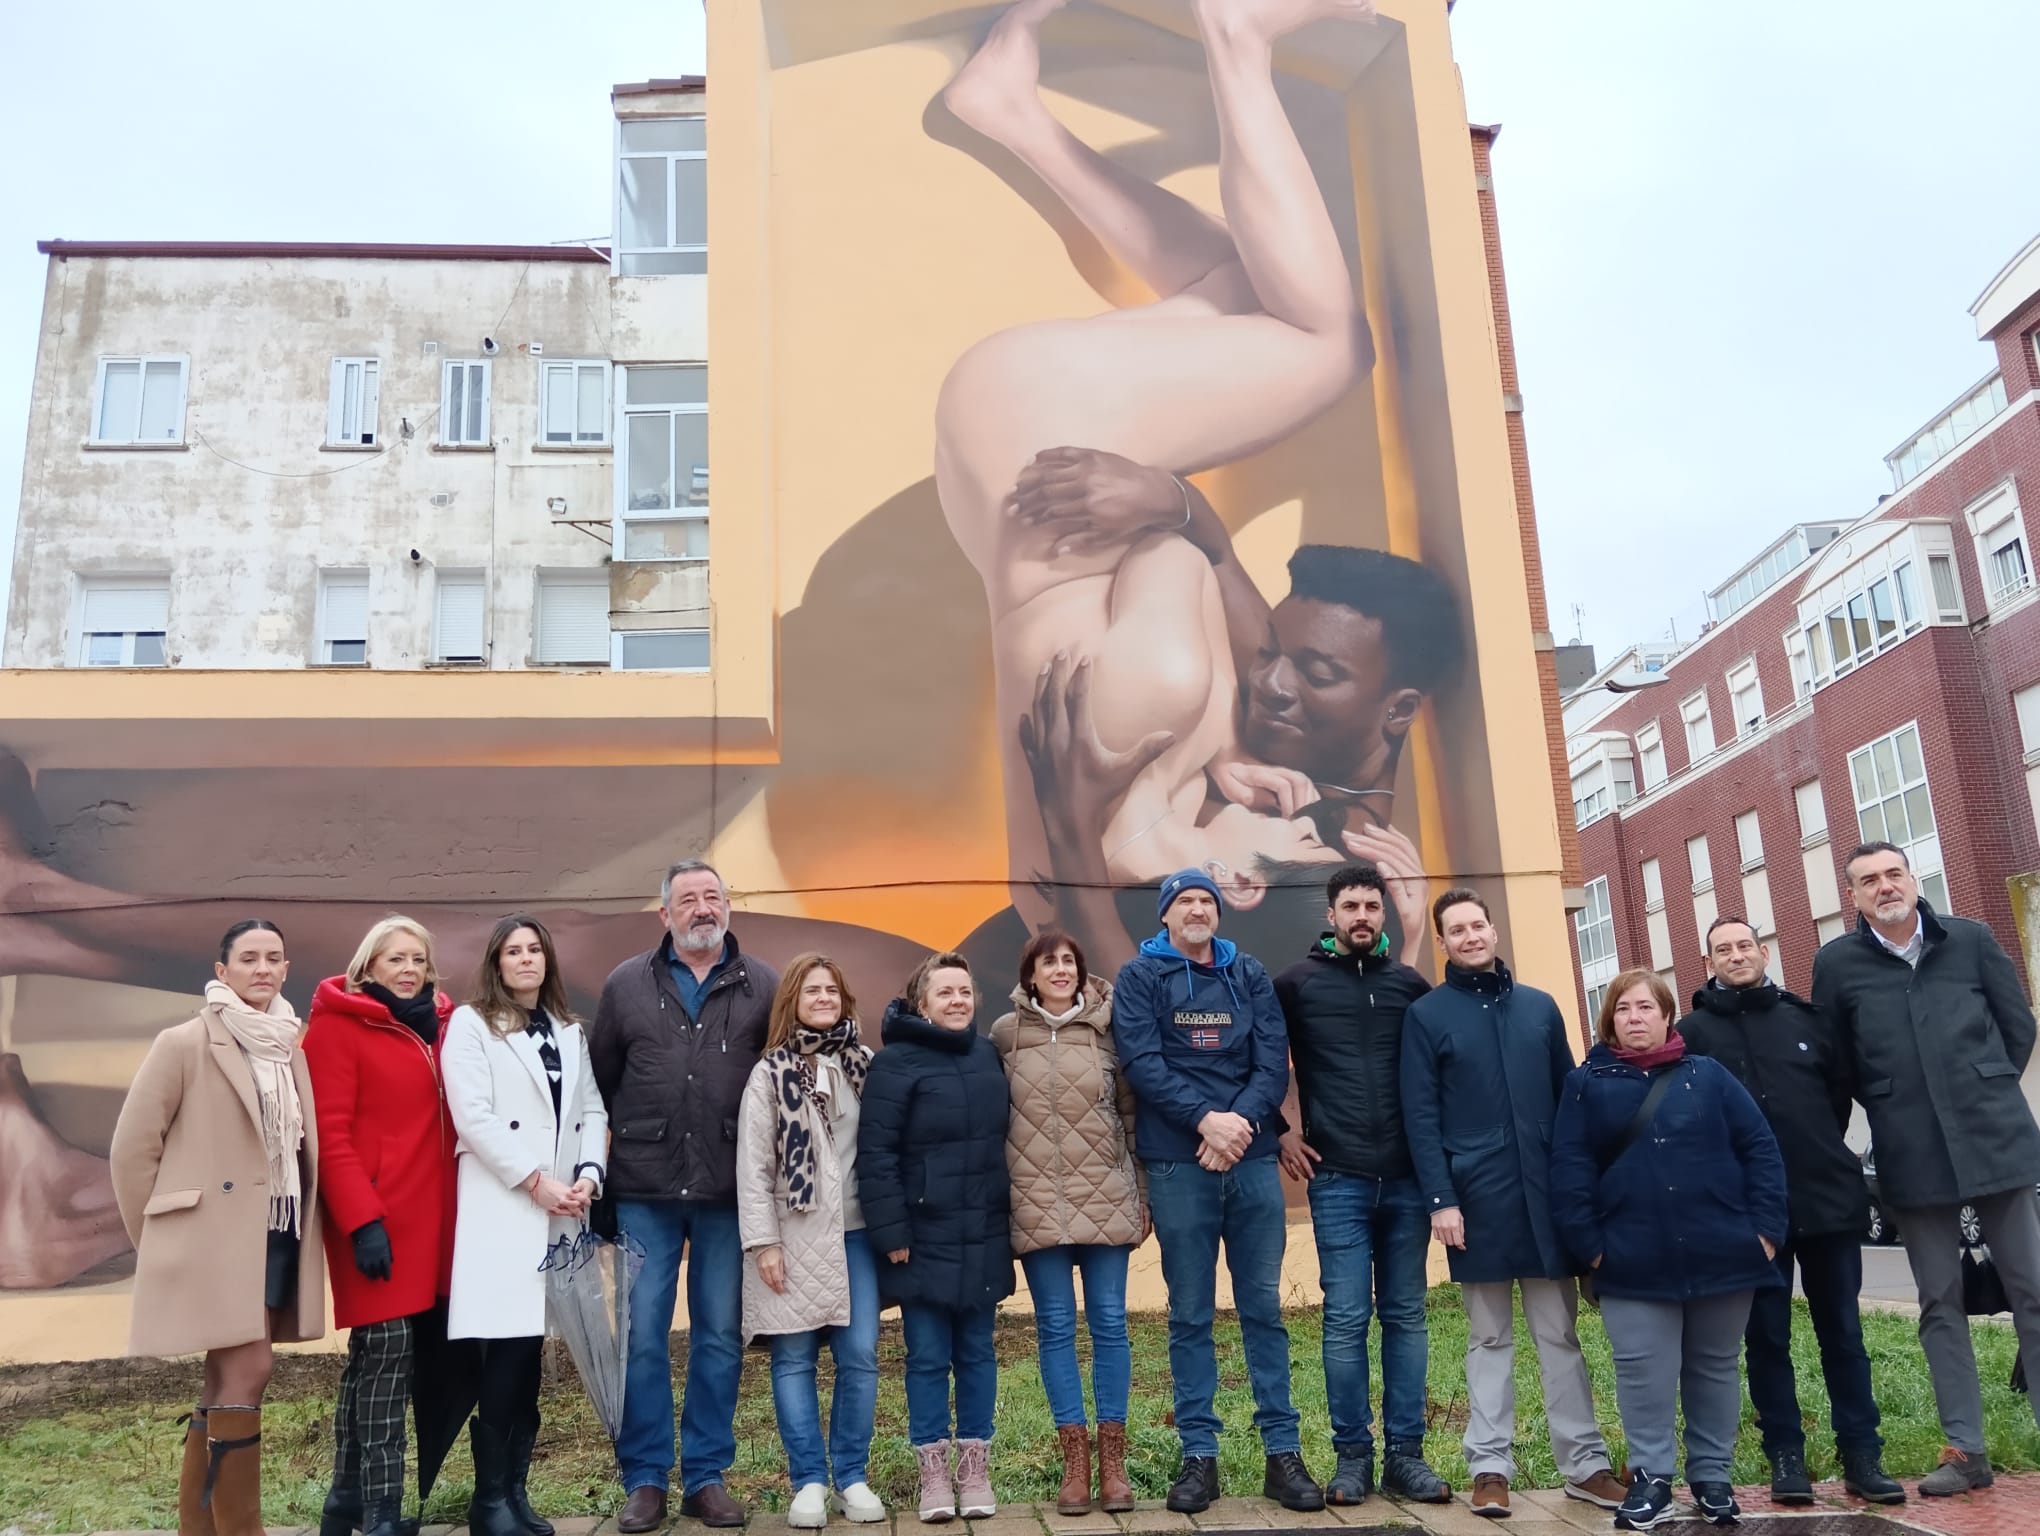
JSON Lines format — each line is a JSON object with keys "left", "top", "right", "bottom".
{"left": 1862, "top": 1146, "right": 2038, "bottom": 1247}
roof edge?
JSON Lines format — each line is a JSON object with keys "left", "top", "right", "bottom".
{"left": 611, "top": 76, "right": 707, "bottom": 98}
{"left": 36, "top": 240, "right": 611, "bottom": 264}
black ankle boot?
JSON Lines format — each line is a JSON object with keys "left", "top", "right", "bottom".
{"left": 359, "top": 1496, "right": 406, "bottom": 1536}
{"left": 1841, "top": 1446, "right": 1906, "bottom": 1504}
{"left": 322, "top": 1486, "right": 421, "bottom": 1536}
{"left": 466, "top": 1418, "right": 529, "bottom": 1536}
{"left": 506, "top": 1417, "right": 554, "bottom": 1536}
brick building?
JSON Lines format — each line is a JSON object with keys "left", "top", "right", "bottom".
{"left": 1564, "top": 232, "right": 2040, "bottom": 1029}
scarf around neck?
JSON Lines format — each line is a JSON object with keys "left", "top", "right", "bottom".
{"left": 362, "top": 980, "right": 442, "bottom": 1043}
{"left": 768, "top": 1018, "right": 869, "bottom": 1213}
{"left": 204, "top": 979, "right": 306, "bottom": 1235}
{"left": 1612, "top": 1029, "right": 1687, "bottom": 1073}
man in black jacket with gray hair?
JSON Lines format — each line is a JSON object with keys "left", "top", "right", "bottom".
{"left": 1813, "top": 841, "right": 2040, "bottom": 1497}
{"left": 1274, "top": 865, "right": 1450, "bottom": 1507}
{"left": 1685, "top": 915, "right": 1901, "bottom": 1505}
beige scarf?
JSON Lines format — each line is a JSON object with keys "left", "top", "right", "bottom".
{"left": 204, "top": 980, "right": 306, "bottom": 1235}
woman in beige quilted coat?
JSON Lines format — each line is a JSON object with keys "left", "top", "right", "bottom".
{"left": 735, "top": 954, "right": 885, "bottom": 1530}
{"left": 991, "top": 929, "right": 1147, "bottom": 1517}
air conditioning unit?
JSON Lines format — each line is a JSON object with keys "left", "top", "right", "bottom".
{"left": 429, "top": 493, "right": 453, "bottom": 508}
{"left": 421, "top": 340, "right": 440, "bottom": 357}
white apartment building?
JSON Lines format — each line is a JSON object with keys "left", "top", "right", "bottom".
{"left": 5, "top": 80, "right": 710, "bottom": 674}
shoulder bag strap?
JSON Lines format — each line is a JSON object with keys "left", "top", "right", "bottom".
{"left": 1596, "top": 1065, "right": 1681, "bottom": 1173}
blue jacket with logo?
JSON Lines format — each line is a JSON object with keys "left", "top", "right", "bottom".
{"left": 1112, "top": 933, "right": 1289, "bottom": 1165}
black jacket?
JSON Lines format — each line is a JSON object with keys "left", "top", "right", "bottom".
{"left": 1813, "top": 902, "right": 2040, "bottom": 1207}
{"left": 1402, "top": 960, "right": 1577, "bottom": 1283}
{"left": 586, "top": 933, "right": 776, "bottom": 1204}
{"left": 1683, "top": 979, "right": 1867, "bottom": 1238}
{"left": 857, "top": 999, "right": 1016, "bottom": 1310}
{"left": 1275, "top": 934, "right": 1430, "bottom": 1180}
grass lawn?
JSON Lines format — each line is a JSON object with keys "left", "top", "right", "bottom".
{"left": 2, "top": 1286, "right": 2036, "bottom": 1533}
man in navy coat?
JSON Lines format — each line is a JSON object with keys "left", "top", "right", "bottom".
{"left": 1401, "top": 888, "right": 1624, "bottom": 1520}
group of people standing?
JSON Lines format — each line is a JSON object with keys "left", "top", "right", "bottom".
{"left": 105, "top": 839, "right": 2040, "bottom": 1536}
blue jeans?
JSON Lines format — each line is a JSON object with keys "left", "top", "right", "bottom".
{"left": 900, "top": 1301, "right": 1000, "bottom": 1446}
{"left": 768, "top": 1231, "right": 881, "bottom": 1491}
{"left": 1307, "top": 1171, "right": 1431, "bottom": 1455}
{"left": 615, "top": 1200, "right": 745, "bottom": 1496}
{"left": 1146, "top": 1154, "right": 1299, "bottom": 1456}
{"left": 1020, "top": 1244, "right": 1132, "bottom": 1426}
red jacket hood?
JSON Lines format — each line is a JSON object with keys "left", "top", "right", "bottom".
{"left": 309, "top": 974, "right": 456, "bottom": 1026}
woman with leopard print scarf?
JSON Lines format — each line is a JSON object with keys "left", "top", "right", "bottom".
{"left": 734, "top": 953, "right": 883, "bottom": 1530}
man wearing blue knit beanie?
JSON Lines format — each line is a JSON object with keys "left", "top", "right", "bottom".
{"left": 1111, "top": 869, "right": 1322, "bottom": 1516}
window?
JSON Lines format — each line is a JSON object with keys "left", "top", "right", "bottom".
{"left": 1848, "top": 723, "right": 1949, "bottom": 913}
{"left": 92, "top": 356, "right": 187, "bottom": 444}
{"left": 534, "top": 573, "right": 611, "bottom": 666}
{"left": 1785, "top": 627, "right": 1813, "bottom": 701}
{"left": 1636, "top": 721, "right": 1666, "bottom": 791}
{"left": 1641, "top": 857, "right": 1665, "bottom": 910}
{"left": 617, "top": 365, "right": 709, "bottom": 560}
{"left": 1576, "top": 876, "right": 1618, "bottom": 1018}
{"left": 1969, "top": 484, "right": 2032, "bottom": 609}
{"left": 441, "top": 359, "right": 492, "bottom": 447}
{"left": 615, "top": 629, "right": 710, "bottom": 671}
{"left": 1681, "top": 690, "right": 1715, "bottom": 761}
{"left": 1585, "top": 983, "right": 1609, "bottom": 1025}
{"left": 1726, "top": 659, "right": 1764, "bottom": 738}
{"left": 1794, "top": 779, "right": 1828, "bottom": 843}
{"left": 76, "top": 577, "right": 168, "bottom": 666}
{"left": 317, "top": 570, "right": 369, "bottom": 665}
{"left": 541, "top": 360, "right": 610, "bottom": 445}
{"left": 1688, "top": 834, "right": 1713, "bottom": 893}
{"left": 1813, "top": 566, "right": 1927, "bottom": 682}
{"left": 433, "top": 572, "right": 486, "bottom": 664}
{"left": 327, "top": 358, "right": 381, "bottom": 446}
{"left": 1888, "top": 372, "right": 2008, "bottom": 487}
{"left": 1735, "top": 809, "right": 1765, "bottom": 870}
{"left": 1816, "top": 912, "right": 1846, "bottom": 947}
{"left": 616, "top": 117, "right": 706, "bottom": 276}
{"left": 1708, "top": 526, "right": 1814, "bottom": 623}
{"left": 1572, "top": 777, "right": 1609, "bottom": 829}
{"left": 2014, "top": 682, "right": 2040, "bottom": 846}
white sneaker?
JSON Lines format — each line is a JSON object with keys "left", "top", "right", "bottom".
{"left": 834, "top": 1483, "right": 887, "bottom": 1524}
{"left": 789, "top": 1482, "right": 830, "bottom": 1528}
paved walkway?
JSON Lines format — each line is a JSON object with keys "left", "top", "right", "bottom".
{"left": 52, "top": 1479, "right": 2040, "bottom": 1536}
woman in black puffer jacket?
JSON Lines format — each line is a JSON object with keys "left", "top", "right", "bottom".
{"left": 858, "top": 951, "right": 1013, "bottom": 1525}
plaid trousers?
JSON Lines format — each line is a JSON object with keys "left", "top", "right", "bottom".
{"left": 332, "top": 1316, "right": 413, "bottom": 1506}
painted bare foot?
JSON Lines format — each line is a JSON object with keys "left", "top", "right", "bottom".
{"left": 1195, "top": 0, "right": 1377, "bottom": 46}
{"left": 0, "top": 1053, "right": 131, "bottom": 1289}
{"left": 942, "top": 0, "right": 1073, "bottom": 145}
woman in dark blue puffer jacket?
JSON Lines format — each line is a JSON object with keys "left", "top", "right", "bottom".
{"left": 1550, "top": 968, "right": 1787, "bottom": 1531}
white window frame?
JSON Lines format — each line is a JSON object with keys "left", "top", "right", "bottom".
{"left": 534, "top": 571, "right": 612, "bottom": 667}
{"left": 614, "top": 116, "right": 707, "bottom": 276}
{"left": 1735, "top": 809, "right": 1765, "bottom": 872}
{"left": 1784, "top": 626, "right": 1813, "bottom": 701}
{"left": 327, "top": 357, "right": 381, "bottom": 447}
{"left": 1815, "top": 912, "right": 1847, "bottom": 948}
{"left": 432, "top": 570, "right": 487, "bottom": 664}
{"left": 612, "top": 627, "right": 711, "bottom": 672}
{"left": 1847, "top": 721, "right": 1949, "bottom": 914}
{"left": 615, "top": 363, "right": 709, "bottom": 561}
{"left": 1636, "top": 721, "right": 1666, "bottom": 792}
{"left": 91, "top": 355, "right": 189, "bottom": 445}
{"left": 316, "top": 569, "right": 370, "bottom": 666}
{"left": 1641, "top": 857, "right": 1665, "bottom": 912}
{"left": 1726, "top": 658, "right": 1765, "bottom": 739}
{"left": 1967, "top": 483, "right": 2031, "bottom": 610}
{"left": 539, "top": 359, "right": 612, "bottom": 446}
{"left": 1794, "top": 779, "right": 1829, "bottom": 845}
{"left": 1688, "top": 834, "right": 1713, "bottom": 894}
{"left": 1681, "top": 689, "right": 1716, "bottom": 763}
{"left": 75, "top": 575, "right": 170, "bottom": 666}
{"left": 1575, "top": 876, "right": 1617, "bottom": 968}
{"left": 440, "top": 358, "right": 492, "bottom": 447}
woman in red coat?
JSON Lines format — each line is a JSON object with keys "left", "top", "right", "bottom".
{"left": 304, "top": 917, "right": 456, "bottom": 1536}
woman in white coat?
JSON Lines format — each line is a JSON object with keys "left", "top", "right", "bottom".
{"left": 443, "top": 914, "right": 608, "bottom": 1536}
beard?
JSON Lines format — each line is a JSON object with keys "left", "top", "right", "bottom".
{"left": 674, "top": 917, "right": 729, "bottom": 955}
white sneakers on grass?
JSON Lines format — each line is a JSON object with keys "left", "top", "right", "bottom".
{"left": 789, "top": 1480, "right": 888, "bottom": 1527}
{"left": 834, "top": 1483, "right": 888, "bottom": 1523}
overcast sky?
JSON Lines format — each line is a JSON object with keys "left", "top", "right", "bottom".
{"left": 1, "top": 1, "right": 2035, "bottom": 660}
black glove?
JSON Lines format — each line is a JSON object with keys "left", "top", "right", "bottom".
{"left": 352, "top": 1218, "right": 393, "bottom": 1282}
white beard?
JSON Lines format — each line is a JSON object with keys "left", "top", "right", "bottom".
{"left": 675, "top": 919, "right": 729, "bottom": 956}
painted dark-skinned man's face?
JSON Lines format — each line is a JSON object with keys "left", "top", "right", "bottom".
{"left": 1242, "top": 596, "right": 1421, "bottom": 784}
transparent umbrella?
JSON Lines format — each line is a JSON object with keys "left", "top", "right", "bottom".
{"left": 539, "top": 1225, "right": 646, "bottom": 1442}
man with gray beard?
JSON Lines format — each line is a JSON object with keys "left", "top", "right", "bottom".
{"left": 589, "top": 861, "right": 778, "bottom": 1530}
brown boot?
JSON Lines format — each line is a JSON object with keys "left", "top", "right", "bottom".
{"left": 1096, "top": 1423, "right": 1133, "bottom": 1514}
{"left": 179, "top": 1407, "right": 216, "bottom": 1536}
{"left": 202, "top": 1406, "right": 265, "bottom": 1536}
{"left": 1056, "top": 1423, "right": 1092, "bottom": 1516}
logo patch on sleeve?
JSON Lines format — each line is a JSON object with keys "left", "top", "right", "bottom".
{"left": 1173, "top": 1010, "right": 1232, "bottom": 1049}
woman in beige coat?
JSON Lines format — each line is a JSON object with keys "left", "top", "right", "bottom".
{"left": 735, "top": 954, "right": 884, "bottom": 1530}
{"left": 991, "top": 930, "right": 1145, "bottom": 1517}
{"left": 110, "top": 919, "right": 325, "bottom": 1536}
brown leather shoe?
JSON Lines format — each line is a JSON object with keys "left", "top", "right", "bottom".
{"left": 616, "top": 1487, "right": 667, "bottom": 1533}
{"left": 1096, "top": 1423, "right": 1133, "bottom": 1514}
{"left": 1470, "top": 1472, "right": 1511, "bottom": 1519}
{"left": 680, "top": 1483, "right": 746, "bottom": 1527}
{"left": 1055, "top": 1423, "right": 1092, "bottom": 1516}
{"left": 1563, "top": 1468, "right": 1629, "bottom": 1508}
{"left": 179, "top": 1407, "right": 216, "bottom": 1536}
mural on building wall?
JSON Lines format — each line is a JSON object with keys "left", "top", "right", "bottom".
{"left": 0, "top": 0, "right": 1531, "bottom": 1317}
